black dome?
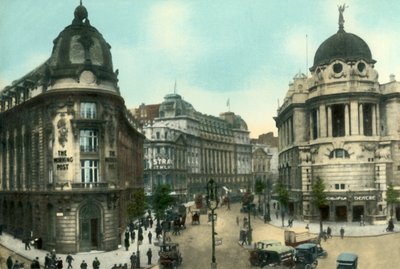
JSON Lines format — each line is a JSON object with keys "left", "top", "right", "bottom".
{"left": 310, "top": 29, "right": 375, "bottom": 71}
{"left": 48, "top": 3, "right": 116, "bottom": 82}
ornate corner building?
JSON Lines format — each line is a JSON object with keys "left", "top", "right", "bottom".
{"left": 275, "top": 8, "right": 400, "bottom": 223}
{"left": 0, "top": 4, "right": 144, "bottom": 253}
{"left": 133, "top": 93, "right": 252, "bottom": 199}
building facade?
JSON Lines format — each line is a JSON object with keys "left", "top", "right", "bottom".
{"left": 0, "top": 4, "right": 144, "bottom": 253}
{"left": 133, "top": 93, "right": 252, "bottom": 199}
{"left": 275, "top": 8, "right": 400, "bottom": 223}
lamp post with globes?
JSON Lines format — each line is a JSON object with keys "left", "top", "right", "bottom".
{"left": 206, "top": 179, "right": 219, "bottom": 269}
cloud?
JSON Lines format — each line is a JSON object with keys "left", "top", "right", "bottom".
{"left": 145, "top": 1, "right": 204, "bottom": 63}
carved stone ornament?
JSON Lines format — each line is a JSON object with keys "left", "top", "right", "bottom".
{"left": 57, "top": 113, "right": 68, "bottom": 147}
{"left": 362, "top": 142, "right": 376, "bottom": 152}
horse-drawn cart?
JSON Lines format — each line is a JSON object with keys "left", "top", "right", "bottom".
{"left": 159, "top": 242, "right": 183, "bottom": 268}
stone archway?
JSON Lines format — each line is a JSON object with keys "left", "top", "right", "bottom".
{"left": 79, "top": 203, "right": 101, "bottom": 251}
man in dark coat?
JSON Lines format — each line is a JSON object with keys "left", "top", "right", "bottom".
{"left": 146, "top": 248, "right": 152, "bottom": 265}
{"left": 80, "top": 261, "right": 87, "bottom": 269}
{"left": 65, "top": 254, "right": 74, "bottom": 269}
{"left": 92, "top": 257, "right": 100, "bottom": 269}
{"left": 124, "top": 237, "right": 130, "bottom": 251}
{"left": 130, "top": 253, "right": 137, "bottom": 269}
{"left": 148, "top": 231, "right": 152, "bottom": 244}
{"left": 6, "top": 256, "right": 13, "bottom": 269}
{"left": 130, "top": 230, "right": 135, "bottom": 244}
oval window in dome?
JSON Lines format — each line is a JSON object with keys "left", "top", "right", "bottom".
{"left": 333, "top": 63, "right": 343, "bottom": 73}
{"left": 357, "top": 62, "right": 366, "bottom": 73}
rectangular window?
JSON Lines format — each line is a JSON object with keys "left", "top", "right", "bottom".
{"left": 340, "top": 184, "right": 345, "bottom": 189}
{"left": 81, "top": 160, "right": 99, "bottom": 183}
{"left": 80, "top": 102, "right": 97, "bottom": 119}
{"left": 332, "top": 104, "right": 345, "bottom": 137}
{"left": 363, "top": 103, "right": 373, "bottom": 136}
{"left": 156, "top": 132, "right": 160, "bottom": 139}
{"left": 311, "top": 109, "right": 318, "bottom": 139}
{"left": 80, "top": 130, "right": 98, "bottom": 152}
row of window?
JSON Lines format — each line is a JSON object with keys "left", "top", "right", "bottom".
{"left": 80, "top": 103, "right": 98, "bottom": 183}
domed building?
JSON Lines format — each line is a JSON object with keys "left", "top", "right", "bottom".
{"left": 275, "top": 7, "right": 400, "bottom": 224}
{"left": 133, "top": 93, "right": 252, "bottom": 199}
{"left": 0, "top": 3, "right": 144, "bottom": 252}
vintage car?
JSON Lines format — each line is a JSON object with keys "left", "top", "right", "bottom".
{"left": 294, "top": 243, "right": 321, "bottom": 269}
{"left": 249, "top": 240, "right": 282, "bottom": 266}
{"left": 158, "top": 242, "right": 183, "bottom": 268}
{"left": 258, "top": 245, "right": 296, "bottom": 268}
{"left": 336, "top": 252, "right": 358, "bottom": 269}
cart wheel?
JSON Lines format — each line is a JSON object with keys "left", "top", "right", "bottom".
{"left": 305, "top": 264, "right": 311, "bottom": 269}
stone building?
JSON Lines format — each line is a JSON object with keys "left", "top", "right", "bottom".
{"left": 133, "top": 93, "right": 252, "bottom": 199}
{"left": 275, "top": 7, "right": 400, "bottom": 223}
{"left": 0, "top": 3, "right": 144, "bottom": 253}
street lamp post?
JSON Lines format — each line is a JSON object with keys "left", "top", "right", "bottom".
{"left": 206, "top": 179, "right": 219, "bottom": 269}
{"left": 247, "top": 203, "right": 252, "bottom": 245}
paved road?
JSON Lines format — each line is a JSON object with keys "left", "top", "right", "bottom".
{"left": 2, "top": 202, "right": 400, "bottom": 269}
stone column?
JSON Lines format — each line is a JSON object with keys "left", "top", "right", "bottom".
{"left": 359, "top": 104, "right": 364, "bottom": 135}
{"left": 345, "top": 104, "right": 350, "bottom": 136}
{"left": 350, "top": 101, "right": 359, "bottom": 135}
{"left": 327, "top": 106, "right": 332, "bottom": 137}
{"left": 376, "top": 103, "right": 380, "bottom": 136}
{"left": 319, "top": 104, "right": 327, "bottom": 138}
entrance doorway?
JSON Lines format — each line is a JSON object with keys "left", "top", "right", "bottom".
{"left": 335, "top": 206, "right": 347, "bottom": 221}
{"left": 79, "top": 203, "right": 101, "bottom": 251}
{"left": 352, "top": 205, "right": 364, "bottom": 222}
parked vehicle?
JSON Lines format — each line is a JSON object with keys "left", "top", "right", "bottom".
{"left": 336, "top": 252, "right": 358, "bottom": 269}
{"left": 158, "top": 242, "right": 183, "bottom": 268}
{"left": 284, "top": 229, "right": 320, "bottom": 248}
{"left": 258, "top": 245, "right": 296, "bottom": 268}
{"left": 249, "top": 240, "right": 282, "bottom": 266}
{"left": 294, "top": 243, "right": 320, "bottom": 269}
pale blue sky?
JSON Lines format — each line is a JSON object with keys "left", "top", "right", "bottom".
{"left": 1, "top": 0, "right": 400, "bottom": 137}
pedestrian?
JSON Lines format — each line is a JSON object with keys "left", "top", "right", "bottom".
{"left": 80, "top": 261, "right": 87, "bottom": 269}
{"left": 130, "top": 253, "right": 137, "bottom": 269}
{"left": 236, "top": 216, "right": 239, "bottom": 226}
{"left": 12, "top": 261, "right": 20, "bottom": 269}
{"left": 275, "top": 210, "right": 279, "bottom": 219}
{"left": 57, "top": 258, "right": 63, "bottom": 269}
{"left": 146, "top": 248, "right": 152, "bottom": 265}
{"left": 24, "top": 236, "right": 31, "bottom": 250}
{"left": 305, "top": 224, "right": 309, "bottom": 230}
{"left": 148, "top": 231, "right": 152, "bottom": 244}
{"left": 7, "top": 256, "right": 13, "bottom": 269}
{"left": 240, "top": 229, "right": 248, "bottom": 246}
{"left": 92, "top": 257, "right": 100, "bottom": 269}
{"left": 124, "top": 237, "right": 130, "bottom": 251}
{"left": 340, "top": 227, "right": 345, "bottom": 239}
{"left": 149, "top": 218, "right": 153, "bottom": 229}
{"left": 66, "top": 254, "right": 74, "bottom": 269}
{"left": 45, "top": 254, "right": 51, "bottom": 269}
{"left": 124, "top": 229, "right": 129, "bottom": 241}
{"left": 31, "top": 257, "right": 40, "bottom": 269}
{"left": 327, "top": 226, "right": 332, "bottom": 238}
{"left": 138, "top": 233, "right": 144, "bottom": 245}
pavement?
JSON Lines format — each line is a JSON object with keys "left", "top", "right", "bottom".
{"left": 0, "top": 224, "right": 160, "bottom": 269}
{"left": 261, "top": 203, "right": 397, "bottom": 237}
{"left": 1, "top": 202, "right": 398, "bottom": 269}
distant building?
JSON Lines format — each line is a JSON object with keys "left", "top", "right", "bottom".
{"left": 0, "top": 3, "right": 144, "bottom": 253}
{"left": 275, "top": 8, "right": 400, "bottom": 223}
{"left": 133, "top": 93, "right": 252, "bottom": 199}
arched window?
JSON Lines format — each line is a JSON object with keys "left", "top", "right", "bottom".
{"left": 329, "top": 149, "right": 350, "bottom": 159}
